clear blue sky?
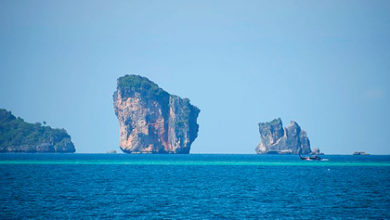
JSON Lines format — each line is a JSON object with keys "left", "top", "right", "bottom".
{"left": 1, "top": 0, "right": 389, "bottom": 154}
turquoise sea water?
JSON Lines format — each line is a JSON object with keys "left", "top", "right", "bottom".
{"left": 1, "top": 154, "right": 390, "bottom": 219}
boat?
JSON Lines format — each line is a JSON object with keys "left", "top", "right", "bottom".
{"left": 353, "top": 151, "right": 369, "bottom": 155}
{"left": 299, "top": 153, "right": 321, "bottom": 161}
{"left": 106, "top": 150, "right": 117, "bottom": 154}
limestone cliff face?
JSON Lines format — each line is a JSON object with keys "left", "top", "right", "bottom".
{"left": 255, "top": 118, "right": 311, "bottom": 154}
{"left": 113, "top": 75, "right": 200, "bottom": 154}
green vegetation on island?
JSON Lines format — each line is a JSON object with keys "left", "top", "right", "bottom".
{"left": 117, "top": 75, "right": 170, "bottom": 101}
{"left": 0, "top": 109, "right": 75, "bottom": 153}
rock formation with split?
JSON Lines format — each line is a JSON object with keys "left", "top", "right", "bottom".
{"left": 256, "top": 118, "right": 311, "bottom": 154}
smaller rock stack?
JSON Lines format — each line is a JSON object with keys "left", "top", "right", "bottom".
{"left": 255, "top": 118, "right": 311, "bottom": 154}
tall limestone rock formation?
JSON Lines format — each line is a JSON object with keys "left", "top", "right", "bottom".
{"left": 113, "top": 75, "right": 200, "bottom": 154}
{"left": 255, "top": 118, "right": 311, "bottom": 154}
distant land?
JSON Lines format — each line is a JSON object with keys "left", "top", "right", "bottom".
{"left": 256, "top": 118, "right": 313, "bottom": 155}
{"left": 0, "top": 109, "right": 75, "bottom": 153}
{"left": 113, "top": 75, "right": 200, "bottom": 154}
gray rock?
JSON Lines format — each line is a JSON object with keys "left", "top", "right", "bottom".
{"left": 256, "top": 118, "right": 311, "bottom": 154}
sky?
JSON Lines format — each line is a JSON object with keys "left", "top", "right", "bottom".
{"left": 0, "top": 0, "right": 389, "bottom": 154}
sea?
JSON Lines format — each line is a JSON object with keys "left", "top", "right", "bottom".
{"left": 0, "top": 154, "right": 389, "bottom": 219}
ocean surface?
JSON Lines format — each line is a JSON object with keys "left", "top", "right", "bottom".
{"left": 1, "top": 154, "right": 389, "bottom": 219}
